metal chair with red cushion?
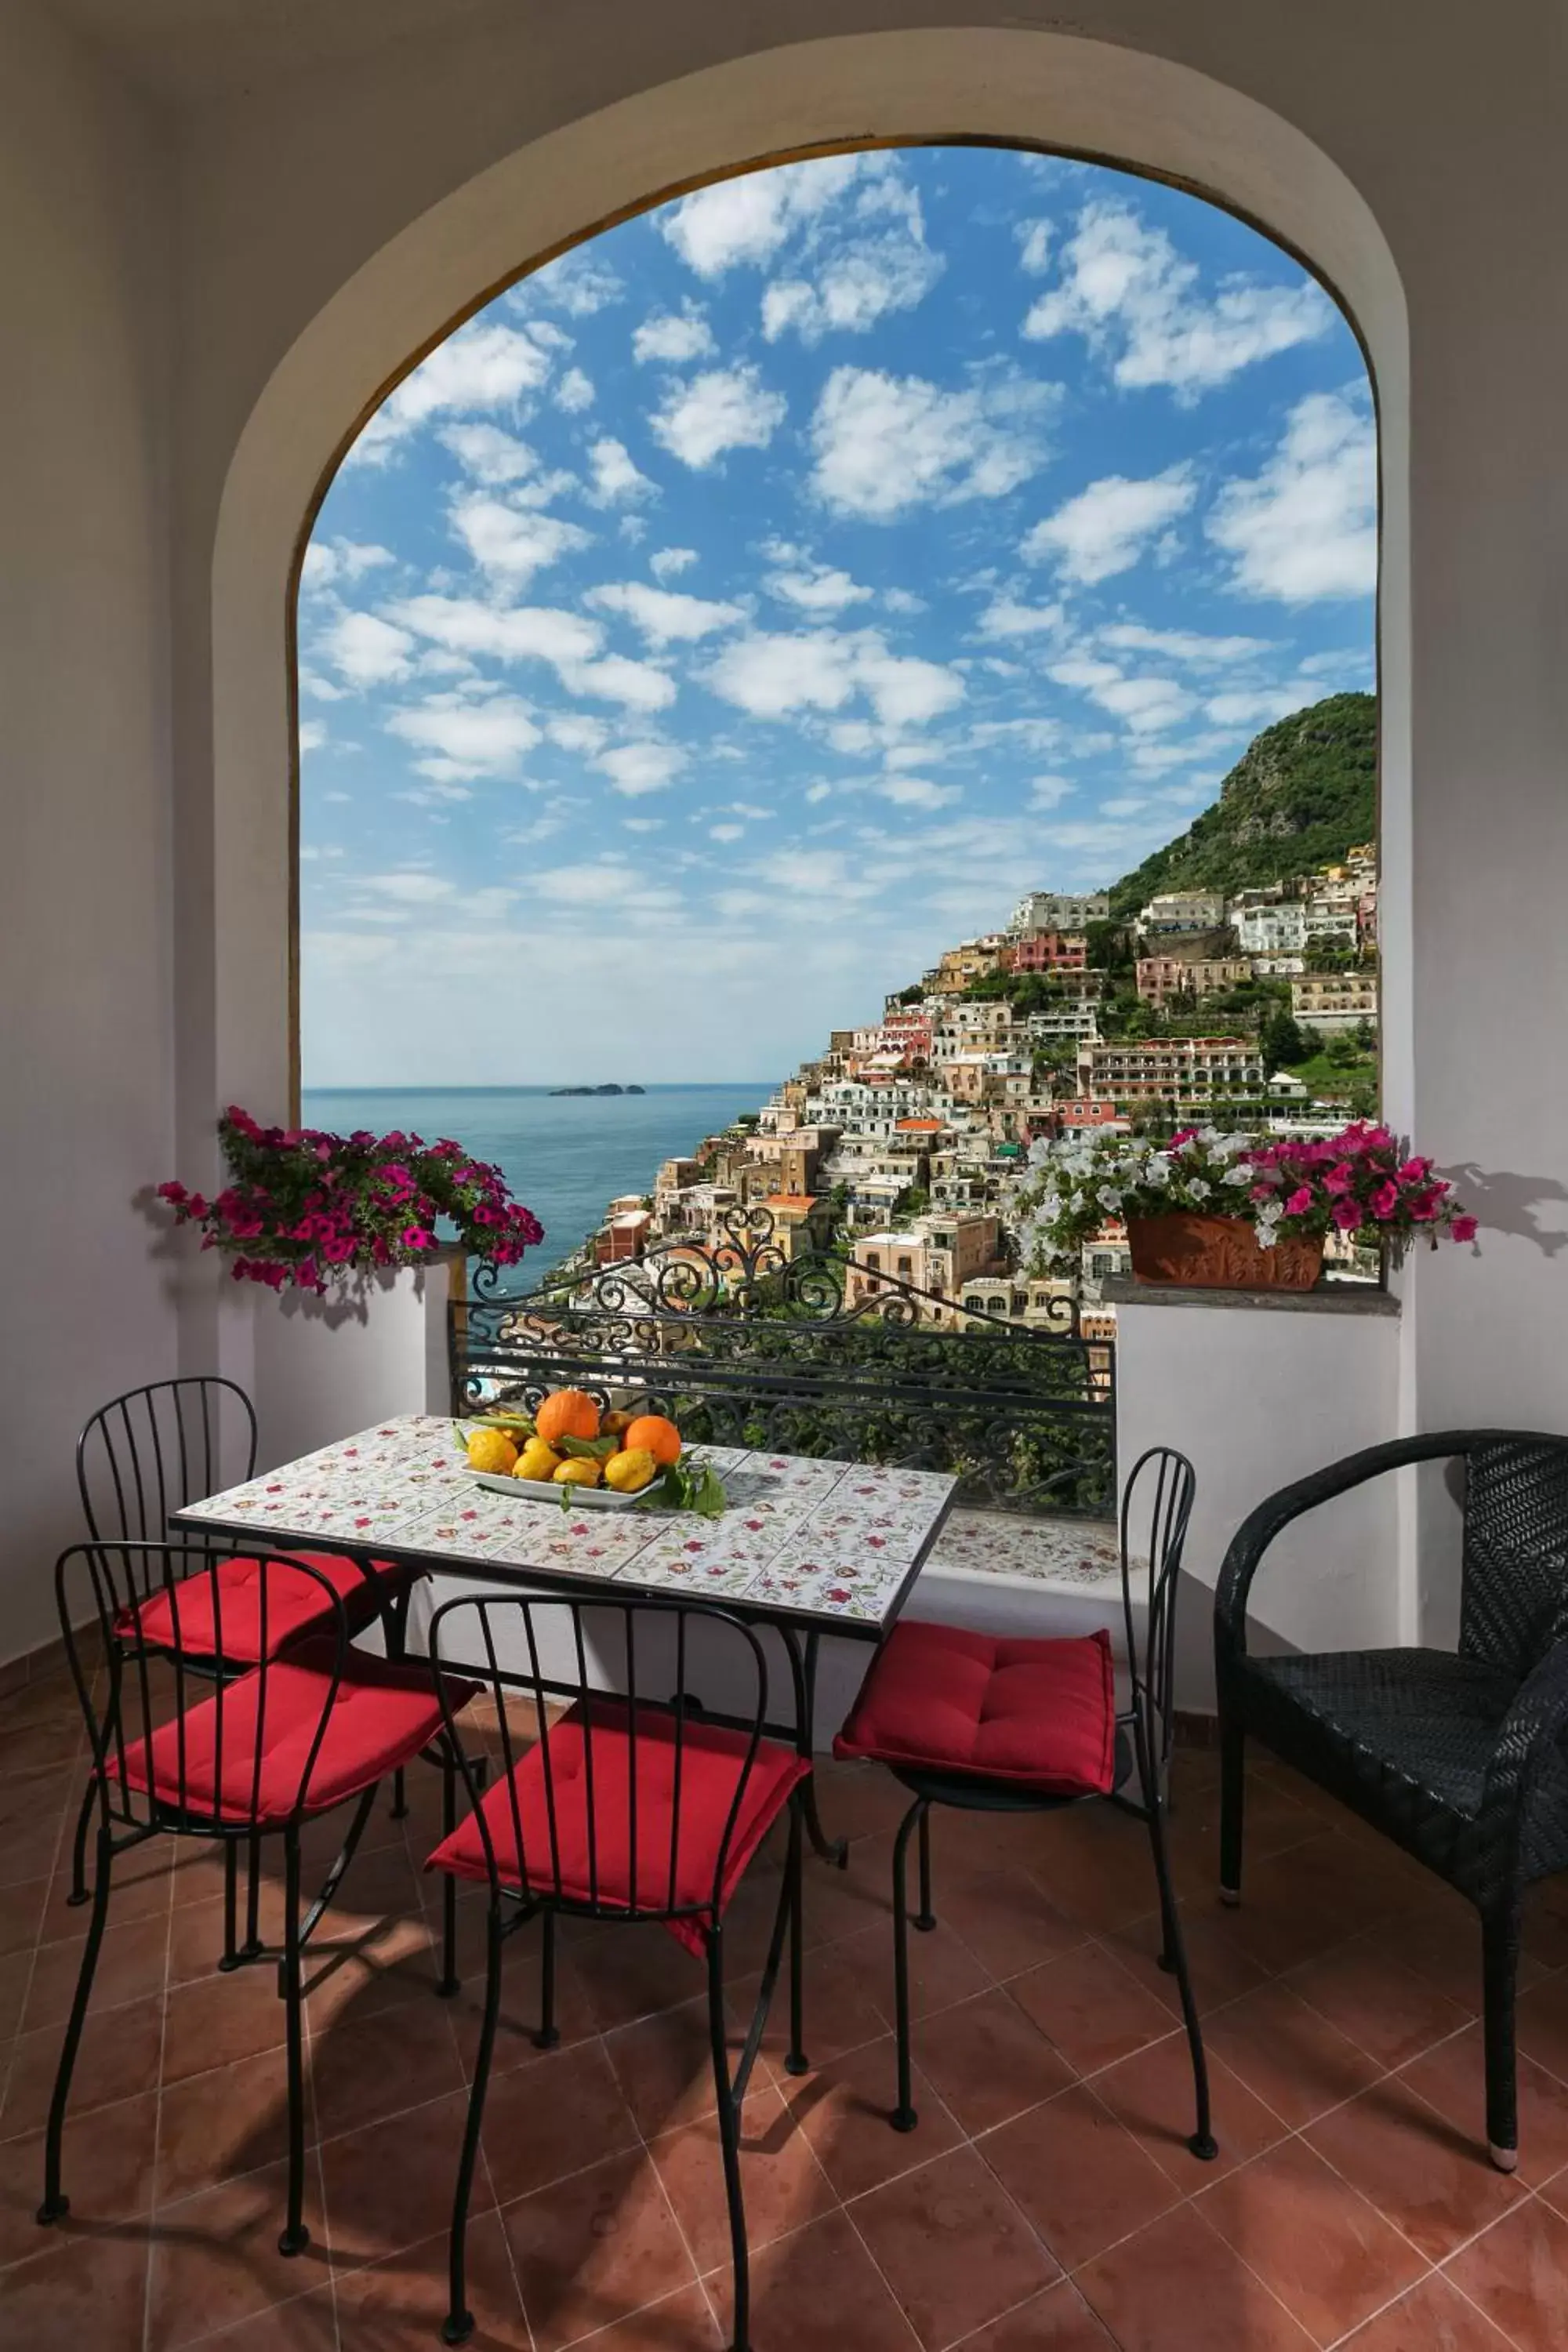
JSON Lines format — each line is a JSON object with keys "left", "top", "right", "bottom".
{"left": 67, "top": 1377, "right": 420, "bottom": 1921}
{"left": 425, "top": 1592, "right": 813, "bottom": 2352}
{"left": 38, "top": 1538, "right": 474, "bottom": 2258}
{"left": 835, "top": 1446, "right": 1217, "bottom": 2161}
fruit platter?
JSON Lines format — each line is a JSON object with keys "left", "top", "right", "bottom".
{"left": 457, "top": 1389, "right": 727, "bottom": 1516}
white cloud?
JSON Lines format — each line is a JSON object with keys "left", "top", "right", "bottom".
{"left": 528, "top": 860, "right": 679, "bottom": 909}
{"left": 569, "top": 655, "right": 676, "bottom": 712}
{"left": 760, "top": 169, "right": 943, "bottom": 344}
{"left": 322, "top": 609, "right": 416, "bottom": 687}
{"left": 389, "top": 594, "right": 673, "bottom": 710}
{"left": 392, "top": 596, "right": 601, "bottom": 669}
{"left": 387, "top": 693, "right": 541, "bottom": 779}
{"left": 450, "top": 495, "right": 592, "bottom": 583}
{"left": 556, "top": 368, "right": 595, "bottom": 412}
{"left": 659, "top": 156, "right": 861, "bottom": 275}
{"left": 710, "top": 822, "right": 746, "bottom": 842}
{"left": 875, "top": 776, "right": 960, "bottom": 809}
{"left": 1207, "top": 390, "right": 1377, "bottom": 601}
{"left": 586, "top": 581, "right": 744, "bottom": 644}
{"left": 810, "top": 365, "right": 1056, "bottom": 521}
{"left": 586, "top": 437, "right": 656, "bottom": 506}
{"left": 1047, "top": 653, "right": 1196, "bottom": 735}
{"left": 704, "top": 632, "right": 855, "bottom": 720}
{"left": 1204, "top": 684, "right": 1310, "bottom": 726}
{"left": 702, "top": 628, "right": 964, "bottom": 737}
{"left": 593, "top": 740, "right": 688, "bottom": 796}
{"left": 1022, "top": 465, "right": 1195, "bottom": 583}
{"left": 301, "top": 539, "right": 394, "bottom": 590}
{"left": 350, "top": 321, "right": 561, "bottom": 463}
{"left": 1029, "top": 775, "right": 1075, "bottom": 808}
{"left": 763, "top": 551, "right": 874, "bottom": 615}
{"left": 1015, "top": 220, "right": 1053, "bottom": 274}
{"left": 852, "top": 647, "right": 965, "bottom": 729}
{"left": 650, "top": 365, "right": 786, "bottom": 470}
{"left": 438, "top": 424, "right": 542, "bottom": 484}
{"left": 622, "top": 818, "right": 663, "bottom": 833}
{"left": 298, "top": 719, "right": 328, "bottom": 753}
{"left": 522, "top": 248, "right": 624, "bottom": 318}
{"left": 1022, "top": 200, "right": 1333, "bottom": 397}
{"left": 1098, "top": 622, "right": 1274, "bottom": 664}
{"left": 546, "top": 713, "right": 609, "bottom": 753}
{"left": 975, "top": 595, "right": 1065, "bottom": 640}
{"left": 357, "top": 869, "right": 458, "bottom": 905}
{"left": 633, "top": 306, "right": 717, "bottom": 365}
{"left": 650, "top": 546, "right": 698, "bottom": 582}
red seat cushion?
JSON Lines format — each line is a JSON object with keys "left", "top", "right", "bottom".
{"left": 426, "top": 1700, "right": 811, "bottom": 1955}
{"left": 112, "top": 1645, "right": 465, "bottom": 1825}
{"left": 834, "top": 1620, "right": 1116, "bottom": 1797}
{"left": 121, "top": 1551, "right": 407, "bottom": 1665}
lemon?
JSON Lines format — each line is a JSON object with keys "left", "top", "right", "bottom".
{"left": 604, "top": 1447, "right": 658, "bottom": 1495}
{"left": 466, "top": 1428, "right": 518, "bottom": 1475}
{"left": 514, "top": 1438, "right": 562, "bottom": 1483}
{"left": 554, "top": 1457, "right": 602, "bottom": 1488}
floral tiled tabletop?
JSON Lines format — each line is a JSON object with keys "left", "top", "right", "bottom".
{"left": 174, "top": 1414, "right": 956, "bottom": 1630}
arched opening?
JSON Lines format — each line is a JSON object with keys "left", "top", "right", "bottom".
{"left": 289, "top": 136, "right": 1380, "bottom": 1287}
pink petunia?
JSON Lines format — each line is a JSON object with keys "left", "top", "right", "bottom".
{"left": 1323, "top": 1163, "right": 1356, "bottom": 1196}
{"left": 1369, "top": 1181, "right": 1401, "bottom": 1220}
{"left": 1283, "top": 1185, "right": 1314, "bottom": 1216}
{"left": 1330, "top": 1200, "right": 1363, "bottom": 1232}
{"left": 1451, "top": 1214, "right": 1479, "bottom": 1243}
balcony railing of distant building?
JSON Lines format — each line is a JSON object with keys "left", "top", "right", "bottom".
{"left": 449, "top": 1204, "right": 1115, "bottom": 1519}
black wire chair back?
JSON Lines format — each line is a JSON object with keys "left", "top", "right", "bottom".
{"left": 77, "top": 1376, "right": 257, "bottom": 1545}
{"left": 1119, "top": 1443, "right": 1198, "bottom": 1801}
{"left": 428, "top": 1591, "right": 806, "bottom": 1930}
{"left": 57, "top": 1538, "right": 351, "bottom": 1842}
{"left": 1458, "top": 1439, "right": 1568, "bottom": 1686}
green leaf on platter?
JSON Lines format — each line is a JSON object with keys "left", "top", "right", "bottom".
{"left": 557, "top": 1432, "right": 620, "bottom": 1460}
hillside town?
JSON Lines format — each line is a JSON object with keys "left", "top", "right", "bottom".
{"left": 577, "top": 843, "right": 1381, "bottom": 1326}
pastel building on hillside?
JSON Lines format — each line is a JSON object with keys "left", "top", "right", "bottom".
{"left": 1135, "top": 890, "right": 1227, "bottom": 938}
{"left": 1292, "top": 975, "right": 1380, "bottom": 1032}
{"left": 1135, "top": 955, "right": 1250, "bottom": 1007}
{"left": 1010, "top": 890, "right": 1110, "bottom": 935}
{"left": 1004, "top": 930, "right": 1088, "bottom": 974}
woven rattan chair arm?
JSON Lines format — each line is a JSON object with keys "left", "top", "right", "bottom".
{"left": 1214, "top": 1430, "right": 1534, "bottom": 1662}
{"left": 1477, "top": 1636, "right": 1568, "bottom": 1853}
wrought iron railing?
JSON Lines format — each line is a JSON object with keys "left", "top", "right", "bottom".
{"left": 449, "top": 1207, "right": 1115, "bottom": 1518}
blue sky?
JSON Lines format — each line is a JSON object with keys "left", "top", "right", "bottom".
{"left": 299, "top": 147, "right": 1375, "bottom": 1087}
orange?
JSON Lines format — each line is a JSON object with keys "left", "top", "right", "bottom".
{"left": 622, "top": 1414, "right": 681, "bottom": 1466}
{"left": 535, "top": 1389, "right": 601, "bottom": 1446}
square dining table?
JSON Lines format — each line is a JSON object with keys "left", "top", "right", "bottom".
{"left": 172, "top": 1411, "right": 958, "bottom": 1861}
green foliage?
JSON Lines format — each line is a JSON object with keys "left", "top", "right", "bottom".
{"left": 1107, "top": 692, "right": 1376, "bottom": 918}
{"left": 1260, "top": 1008, "right": 1310, "bottom": 1071}
{"left": 1083, "top": 919, "right": 1134, "bottom": 973}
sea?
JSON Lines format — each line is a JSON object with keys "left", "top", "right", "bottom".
{"left": 300, "top": 1083, "right": 775, "bottom": 1279}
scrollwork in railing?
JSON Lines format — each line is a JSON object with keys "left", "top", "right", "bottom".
{"left": 454, "top": 1208, "right": 1113, "bottom": 1513}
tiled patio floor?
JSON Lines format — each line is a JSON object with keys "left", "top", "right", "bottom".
{"left": 5, "top": 1669, "right": 1568, "bottom": 2351}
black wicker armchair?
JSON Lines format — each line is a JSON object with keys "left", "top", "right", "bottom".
{"left": 1214, "top": 1429, "right": 1568, "bottom": 2173}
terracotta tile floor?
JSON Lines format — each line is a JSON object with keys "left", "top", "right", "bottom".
{"left": 5, "top": 1668, "right": 1568, "bottom": 2351}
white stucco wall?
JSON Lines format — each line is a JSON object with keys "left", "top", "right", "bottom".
{"left": 4, "top": 1, "right": 1566, "bottom": 1669}
{"left": 0, "top": 6, "right": 175, "bottom": 1665}
{"left": 1114, "top": 1297, "right": 1409, "bottom": 1708}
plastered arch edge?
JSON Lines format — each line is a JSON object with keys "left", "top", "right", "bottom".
{"left": 205, "top": 24, "right": 1414, "bottom": 1486}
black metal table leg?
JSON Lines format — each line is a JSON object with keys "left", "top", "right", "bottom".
{"left": 783, "top": 1627, "right": 848, "bottom": 1868}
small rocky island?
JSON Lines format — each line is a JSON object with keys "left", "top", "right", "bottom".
{"left": 549, "top": 1083, "right": 646, "bottom": 1097}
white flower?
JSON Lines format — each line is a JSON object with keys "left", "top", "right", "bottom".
{"left": 1098, "top": 1187, "right": 1123, "bottom": 1212}
{"left": 1186, "top": 1178, "right": 1212, "bottom": 1202}
{"left": 1223, "top": 1163, "right": 1254, "bottom": 1186}
{"left": 1144, "top": 1156, "right": 1172, "bottom": 1187}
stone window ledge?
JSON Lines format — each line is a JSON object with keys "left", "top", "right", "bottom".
{"left": 1102, "top": 1277, "right": 1399, "bottom": 1317}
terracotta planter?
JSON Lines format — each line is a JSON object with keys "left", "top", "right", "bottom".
{"left": 1127, "top": 1213, "right": 1323, "bottom": 1292}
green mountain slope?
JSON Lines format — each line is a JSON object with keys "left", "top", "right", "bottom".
{"left": 1108, "top": 691, "right": 1376, "bottom": 919}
